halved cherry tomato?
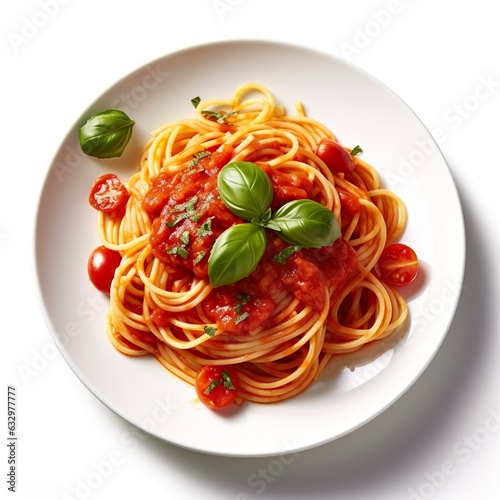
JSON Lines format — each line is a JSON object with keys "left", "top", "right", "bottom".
{"left": 375, "top": 243, "right": 419, "bottom": 287}
{"left": 195, "top": 365, "right": 240, "bottom": 410}
{"left": 314, "top": 138, "right": 355, "bottom": 176}
{"left": 88, "top": 245, "right": 122, "bottom": 295}
{"left": 89, "top": 173, "right": 129, "bottom": 213}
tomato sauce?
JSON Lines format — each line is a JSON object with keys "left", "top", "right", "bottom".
{"left": 143, "top": 152, "right": 358, "bottom": 335}
{"left": 203, "top": 234, "right": 358, "bottom": 334}
{"left": 143, "top": 148, "right": 239, "bottom": 279}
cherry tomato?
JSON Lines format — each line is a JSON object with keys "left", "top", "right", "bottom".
{"left": 375, "top": 243, "right": 419, "bottom": 287}
{"left": 88, "top": 245, "right": 122, "bottom": 295}
{"left": 89, "top": 173, "right": 129, "bottom": 213}
{"left": 338, "top": 190, "right": 361, "bottom": 216}
{"left": 314, "top": 138, "right": 355, "bottom": 176}
{"left": 195, "top": 365, "right": 240, "bottom": 410}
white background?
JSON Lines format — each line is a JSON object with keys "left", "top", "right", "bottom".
{"left": 2, "top": 1, "right": 499, "bottom": 499}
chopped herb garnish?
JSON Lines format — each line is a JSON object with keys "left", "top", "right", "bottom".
{"left": 191, "top": 96, "right": 236, "bottom": 123}
{"left": 234, "top": 294, "right": 251, "bottom": 324}
{"left": 177, "top": 247, "right": 189, "bottom": 259}
{"left": 180, "top": 231, "right": 190, "bottom": 245}
{"left": 234, "top": 293, "right": 251, "bottom": 314}
{"left": 202, "top": 110, "right": 236, "bottom": 125}
{"left": 235, "top": 293, "right": 251, "bottom": 302}
{"left": 222, "top": 370, "right": 235, "bottom": 390}
{"left": 184, "top": 196, "right": 198, "bottom": 213}
{"left": 234, "top": 312, "right": 250, "bottom": 325}
{"left": 273, "top": 245, "right": 301, "bottom": 265}
{"left": 204, "top": 379, "right": 220, "bottom": 395}
{"left": 203, "top": 326, "right": 217, "bottom": 337}
{"left": 350, "top": 145, "right": 363, "bottom": 156}
{"left": 166, "top": 213, "right": 188, "bottom": 228}
{"left": 167, "top": 246, "right": 189, "bottom": 258}
{"left": 166, "top": 196, "right": 199, "bottom": 228}
{"left": 194, "top": 251, "right": 206, "bottom": 264}
{"left": 197, "top": 219, "right": 212, "bottom": 237}
{"left": 188, "top": 151, "right": 211, "bottom": 169}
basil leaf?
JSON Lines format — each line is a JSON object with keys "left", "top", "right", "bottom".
{"left": 79, "top": 109, "right": 135, "bottom": 159}
{"left": 218, "top": 162, "right": 273, "bottom": 222}
{"left": 272, "top": 199, "right": 341, "bottom": 248}
{"left": 208, "top": 223, "right": 266, "bottom": 287}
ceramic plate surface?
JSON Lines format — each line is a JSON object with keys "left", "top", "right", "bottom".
{"left": 35, "top": 40, "right": 465, "bottom": 457}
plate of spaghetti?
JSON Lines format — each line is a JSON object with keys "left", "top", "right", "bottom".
{"left": 35, "top": 40, "right": 465, "bottom": 456}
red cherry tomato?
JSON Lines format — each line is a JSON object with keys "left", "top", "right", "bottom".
{"left": 375, "top": 243, "right": 419, "bottom": 287}
{"left": 89, "top": 173, "right": 129, "bottom": 213}
{"left": 338, "top": 190, "right": 361, "bottom": 216}
{"left": 314, "top": 138, "right": 355, "bottom": 176}
{"left": 195, "top": 365, "right": 240, "bottom": 410}
{"left": 88, "top": 245, "right": 122, "bottom": 295}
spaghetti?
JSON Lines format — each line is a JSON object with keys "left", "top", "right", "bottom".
{"left": 95, "top": 82, "right": 410, "bottom": 405}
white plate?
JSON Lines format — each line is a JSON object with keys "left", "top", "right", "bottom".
{"left": 35, "top": 40, "right": 465, "bottom": 457}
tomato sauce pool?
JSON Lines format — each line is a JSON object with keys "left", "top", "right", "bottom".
{"left": 143, "top": 150, "right": 358, "bottom": 335}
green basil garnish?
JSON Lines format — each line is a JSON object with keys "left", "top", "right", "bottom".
{"left": 167, "top": 196, "right": 199, "bottom": 228}
{"left": 202, "top": 110, "right": 236, "bottom": 124}
{"left": 222, "top": 370, "right": 235, "bottom": 389}
{"left": 208, "top": 223, "right": 266, "bottom": 288}
{"left": 350, "top": 145, "right": 363, "bottom": 156}
{"left": 79, "top": 109, "right": 135, "bottom": 159}
{"left": 234, "top": 293, "right": 251, "bottom": 313}
{"left": 204, "top": 379, "right": 220, "bottom": 395}
{"left": 208, "top": 161, "right": 341, "bottom": 287}
{"left": 194, "top": 251, "right": 206, "bottom": 264}
{"left": 234, "top": 312, "right": 250, "bottom": 325}
{"left": 273, "top": 245, "right": 301, "bottom": 265}
{"left": 203, "top": 325, "right": 217, "bottom": 337}
{"left": 272, "top": 199, "right": 341, "bottom": 248}
{"left": 197, "top": 219, "right": 212, "bottom": 237}
{"left": 188, "top": 151, "right": 211, "bottom": 168}
{"left": 218, "top": 162, "right": 273, "bottom": 222}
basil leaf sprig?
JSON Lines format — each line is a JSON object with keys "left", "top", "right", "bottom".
{"left": 208, "top": 161, "right": 341, "bottom": 287}
{"left": 79, "top": 109, "right": 135, "bottom": 159}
